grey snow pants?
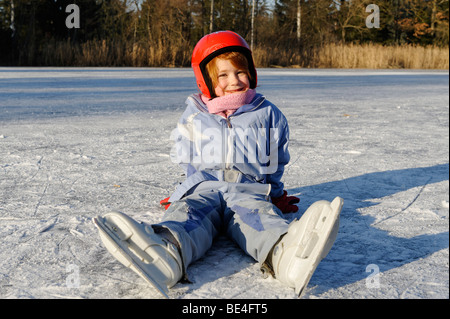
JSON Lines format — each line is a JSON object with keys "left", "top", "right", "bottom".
{"left": 155, "top": 181, "right": 290, "bottom": 273}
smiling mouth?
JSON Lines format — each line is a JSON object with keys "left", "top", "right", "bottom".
{"left": 226, "top": 88, "right": 247, "bottom": 94}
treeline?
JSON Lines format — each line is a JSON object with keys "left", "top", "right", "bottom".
{"left": 0, "top": 0, "right": 448, "bottom": 68}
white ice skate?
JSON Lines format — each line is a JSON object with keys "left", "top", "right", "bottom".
{"left": 271, "top": 197, "right": 343, "bottom": 297}
{"left": 93, "top": 212, "right": 183, "bottom": 298}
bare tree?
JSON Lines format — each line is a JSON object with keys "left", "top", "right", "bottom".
{"left": 332, "top": 0, "right": 368, "bottom": 42}
{"left": 297, "top": 0, "right": 301, "bottom": 42}
{"left": 251, "top": 0, "right": 256, "bottom": 50}
{"left": 10, "top": 0, "right": 15, "bottom": 38}
{"left": 210, "top": 0, "right": 214, "bottom": 33}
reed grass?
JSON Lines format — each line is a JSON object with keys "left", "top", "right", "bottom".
{"left": 254, "top": 43, "right": 449, "bottom": 69}
{"left": 37, "top": 39, "right": 449, "bottom": 69}
{"left": 312, "top": 43, "right": 449, "bottom": 69}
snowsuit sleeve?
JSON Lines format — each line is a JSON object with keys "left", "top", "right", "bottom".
{"left": 265, "top": 106, "right": 291, "bottom": 198}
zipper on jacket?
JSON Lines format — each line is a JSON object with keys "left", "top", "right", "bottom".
{"left": 225, "top": 117, "right": 232, "bottom": 128}
{"left": 221, "top": 117, "right": 232, "bottom": 171}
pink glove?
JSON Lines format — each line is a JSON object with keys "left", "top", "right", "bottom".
{"left": 271, "top": 190, "right": 300, "bottom": 213}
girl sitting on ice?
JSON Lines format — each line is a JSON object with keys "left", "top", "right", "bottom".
{"left": 94, "top": 31, "right": 343, "bottom": 298}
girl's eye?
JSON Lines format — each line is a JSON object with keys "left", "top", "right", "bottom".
{"left": 218, "top": 73, "right": 227, "bottom": 78}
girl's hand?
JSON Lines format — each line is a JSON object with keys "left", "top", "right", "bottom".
{"left": 160, "top": 197, "right": 171, "bottom": 210}
{"left": 271, "top": 191, "right": 300, "bottom": 213}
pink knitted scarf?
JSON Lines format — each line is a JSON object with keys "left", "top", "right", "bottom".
{"left": 201, "top": 89, "right": 256, "bottom": 118}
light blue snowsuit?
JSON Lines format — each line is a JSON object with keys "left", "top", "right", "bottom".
{"left": 156, "top": 92, "right": 292, "bottom": 272}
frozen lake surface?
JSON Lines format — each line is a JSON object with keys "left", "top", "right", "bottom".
{"left": 0, "top": 67, "right": 448, "bottom": 299}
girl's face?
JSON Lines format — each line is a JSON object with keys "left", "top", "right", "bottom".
{"left": 213, "top": 58, "right": 250, "bottom": 97}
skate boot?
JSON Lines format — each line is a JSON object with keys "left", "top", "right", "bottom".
{"left": 270, "top": 197, "right": 343, "bottom": 297}
{"left": 93, "top": 211, "right": 183, "bottom": 298}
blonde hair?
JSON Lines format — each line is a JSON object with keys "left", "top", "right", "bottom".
{"left": 206, "top": 51, "right": 252, "bottom": 89}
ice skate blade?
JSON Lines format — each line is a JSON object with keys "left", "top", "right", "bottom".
{"left": 294, "top": 197, "right": 343, "bottom": 297}
{"left": 93, "top": 213, "right": 182, "bottom": 299}
{"left": 272, "top": 197, "right": 343, "bottom": 298}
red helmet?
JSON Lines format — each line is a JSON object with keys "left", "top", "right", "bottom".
{"left": 192, "top": 31, "right": 257, "bottom": 99}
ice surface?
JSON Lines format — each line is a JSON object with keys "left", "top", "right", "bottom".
{"left": 0, "top": 67, "right": 448, "bottom": 299}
